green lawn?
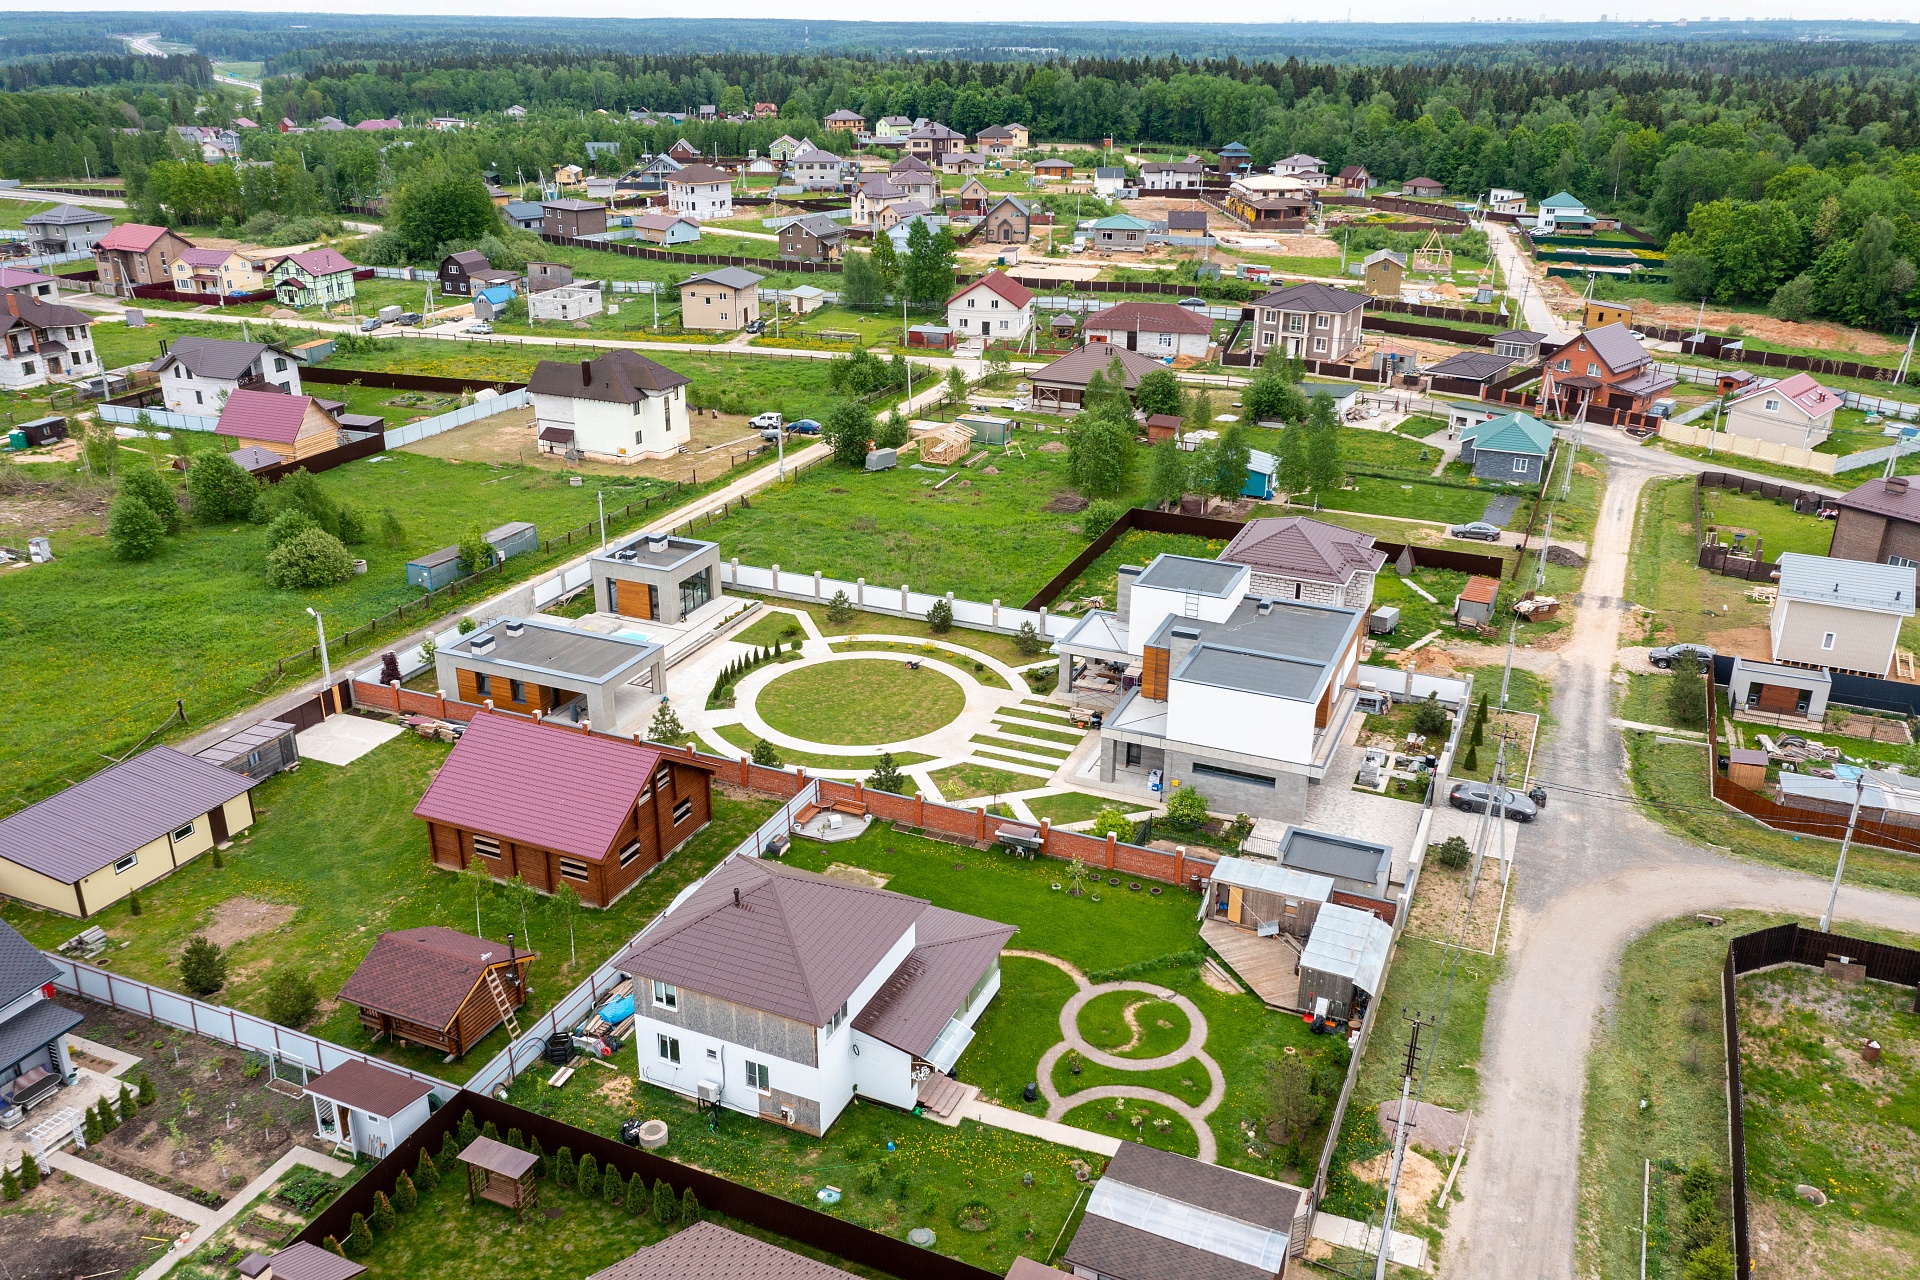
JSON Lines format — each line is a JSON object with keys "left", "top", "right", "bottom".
{"left": 1617, "top": 672, "right": 1691, "bottom": 729}
{"left": 1024, "top": 792, "right": 1126, "bottom": 826}
{"left": 708, "top": 721, "right": 933, "bottom": 774}
{"left": 1078, "top": 992, "right": 1189, "bottom": 1058}
{"left": 832, "top": 640, "right": 1012, "bottom": 690}
{"left": 928, "top": 763, "right": 1044, "bottom": 802}
{"left": 0, "top": 735, "right": 780, "bottom": 1083}
{"left": 960, "top": 956, "right": 1083, "bottom": 1115}
{"left": 756, "top": 659, "right": 965, "bottom": 745}
{"left": 1695, "top": 489, "right": 1833, "bottom": 559}
{"left": 731, "top": 608, "right": 809, "bottom": 648}
{"left": 1052, "top": 1055, "right": 1211, "bottom": 1107}
{"left": 1062, "top": 1097, "right": 1200, "bottom": 1157}
{"left": 988, "top": 719, "right": 1082, "bottom": 747}
{"left": 970, "top": 734, "right": 1071, "bottom": 760}
{"left": 735, "top": 596, "right": 1045, "bottom": 667}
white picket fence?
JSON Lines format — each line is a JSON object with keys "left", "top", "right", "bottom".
{"left": 381, "top": 387, "right": 529, "bottom": 448}
{"left": 718, "top": 559, "right": 1074, "bottom": 639}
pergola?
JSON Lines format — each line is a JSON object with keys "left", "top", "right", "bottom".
{"left": 458, "top": 1135, "right": 540, "bottom": 1222}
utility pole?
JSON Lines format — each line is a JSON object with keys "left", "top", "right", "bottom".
{"left": 1819, "top": 773, "right": 1866, "bottom": 932}
{"left": 305, "top": 608, "right": 332, "bottom": 717}
{"left": 1373, "top": 1014, "right": 1433, "bottom": 1280}
{"left": 1500, "top": 618, "right": 1517, "bottom": 708}
{"left": 597, "top": 489, "right": 607, "bottom": 548}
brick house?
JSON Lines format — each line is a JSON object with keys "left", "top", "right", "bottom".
{"left": 92, "top": 223, "right": 195, "bottom": 296}
{"left": 1829, "top": 474, "right": 1920, "bottom": 568}
{"left": 414, "top": 712, "right": 715, "bottom": 909}
{"left": 1541, "top": 323, "right": 1676, "bottom": 415}
{"left": 1219, "top": 516, "right": 1387, "bottom": 609}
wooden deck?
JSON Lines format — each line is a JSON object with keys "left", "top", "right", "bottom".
{"left": 1201, "top": 918, "right": 1304, "bottom": 1011}
{"left": 916, "top": 1071, "right": 973, "bottom": 1120}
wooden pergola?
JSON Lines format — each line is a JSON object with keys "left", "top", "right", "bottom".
{"left": 458, "top": 1135, "right": 540, "bottom": 1222}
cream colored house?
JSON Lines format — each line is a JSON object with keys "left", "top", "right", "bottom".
{"left": 1724, "top": 372, "right": 1842, "bottom": 450}
{"left": 527, "top": 350, "right": 691, "bottom": 462}
{"left": 1770, "top": 552, "right": 1917, "bottom": 677}
{"left": 678, "top": 267, "right": 762, "bottom": 332}
{"left": 0, "top": 747, "right": 257, "bottom": 918}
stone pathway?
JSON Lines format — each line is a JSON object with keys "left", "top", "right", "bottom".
{"left": 141, "top": 1145, "right": 356, "bottom": 1280}
{"left": 997, "top": 950, "right": 1227, "bottom": 1163}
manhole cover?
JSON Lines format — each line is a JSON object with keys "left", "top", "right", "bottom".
{"left": 543, "top": 1206, "right": 563, "bottom": 1219}
{"left": 909, "top": 1228, "right": 937, "bottom": 1247}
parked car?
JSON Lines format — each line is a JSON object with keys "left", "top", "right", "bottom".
{"left": 758, "top": 428, "right": 783, "bottom": 443}
{"left": 358, "top": 316, "right": 381, "bottom": 332}
{"left": 464, "top": 321, "right": 492, "bottom": 335}
{"left": 1448, "top": 781, "right": 1538, "bottom": 822}
{"left": 744, "top": 319, "right": 766, "bottom": 334}
{"left": 788, "top": 419, "right": 821, "bottom": 435}
{"left": 1649, "top": 642, "right": 1716, "bottom": 670}
{"left": 397, "top": 312, "right": 423, "bottom": 326}
{"left": 749, "top": 412, "right": 783, "bottom": 431}
{"left": 1450, "top": 521, "right": 1503, "bottom": 542}
{"left": 1177, "top": 297, "right": 1209, "bottom": 308}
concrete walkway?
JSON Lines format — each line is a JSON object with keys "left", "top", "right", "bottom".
{"left": 956, "top": 1099, "right": 1120, "bottom": 1157}
{"left": 48, "top": 1150, "right": 216, "bottom": 1226}
{"left": 142, "top": 1145, "right": 356, "bottom": 1280}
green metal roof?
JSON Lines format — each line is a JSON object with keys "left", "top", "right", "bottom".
{"left": 1461, "top": 411, "right": 1553, "bottom": 457}
{"left": 1091, "top": 213, "right": 1155, "bottom": 231}
{"left": 1539, "top": 191, "right": 1586, "bottom": 209}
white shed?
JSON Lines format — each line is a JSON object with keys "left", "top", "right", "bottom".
{"left": 1297, "top": 903, "right": 1393, "bottom": 1021}
{"left": 305, "top": 1059, "right": 437, "bottom": 1161}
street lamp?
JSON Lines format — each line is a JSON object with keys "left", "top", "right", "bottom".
{"left": 305, "top": 607, "right": 332, "bottom": 717}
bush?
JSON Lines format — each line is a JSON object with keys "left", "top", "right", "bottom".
{"left": 18, "top": 1151, "right": 38, "bottom": 1190}
{"left": 1667, "top": 653, "right": 1707, "bottom": 729}
{"left": 119, "top": 464, "right": 183, "bottom": 534}
{"left": 1683, "top": 1243, "right": 1735, "bottom": 1280}
{"left": 602, "top": 1163, "right": 624, "bottom": 1206}
{"left": 266, "top": 507, "right": 319, "bottom": 550}
{"left": 392, "top": 1169, "right": 417, "bottom": 1214}
{"left": 1163, "top": 785, "right": 1210, "bottom": 829}
{"left": 751, "top": 737, "right": 782, "bottom": 767}
{"left": 528, "top": 1136, "right": 548, "bottom": 1179}
{"left": 826, "top": 590, "right": 855, "bottom": 623}
{"left": 137, "top": 1072, "right": 155, "bottom": 1107}
{"left": 866, "top": 751, "right": 906, "bottom": 795}
{"left": 681, "top": 1186, "right": 701, "bottom": 1222}
{"left": 481, "top": 1120, "right": 499, "bottom": 1141}
{"left": 926, "top": 598, "right": 953, "bottom": 633}
{"left": 414, "top": 1149, "right": 440, "bottom": 1194}
{"left": 1431, "top": 834, "right": 1473, "bottom": 870}
{"left": 554, "top": 1146, "right": 575, "bottom": 1186}
{"left": 653, "top": 1178, "right": 678, "bottom": 1224}
{"left": 1088, "top": 808, "right": 1131, "bottom": 839}
{"left": 1, "top": 1162, "right": 16, "bottom": 1202}
{"left": 628, "top": 1171, "right": 647, "bottom": 1216}
{"left": 108, "top": 493, "right": 167, "bottom": 560}
{"left": 358, "top": 229, "right": 409, "bottom": 266}
{"left": 576, "top": 1152, "right": 600, "bottom": 1197}
{"left": 266, "top": 526, "right": 355, "bottom": 590}
{"left": 1410, "top": 692, "right": 1451, "bottom": 738}
{"left": 178, "top": 934, "right": 227, "bottom": 997}
{"left": 263, "top": 967, "right": 318, "bottom": 1027}
{"left": 1082, "top": 499, "right": 1125, "bottom": 539}
{"left": 83, "top": 1105, "right": 102, "bottom": 1144}
{"left": 457, "top": 1110, "right": 479, "bottom": 1148}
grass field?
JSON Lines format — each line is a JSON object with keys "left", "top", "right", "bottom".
{"left": 1062, "top": 1096, "right": 1200, "bottom": 1156}
{"left": 1024, "top": 792, "right": 1124, "bottom": 826}
{"left": 0, "top": 735, "right": 779, "bottom": 1082}
{"left": 706, "top": 722, "right": 933, "bottom": 775}
{"left": 755, "top": 658, "right": 966, "bottom": 745}
{"left": 1695, "top": 489, "right": 1833, "bottom": 559}
{"left": 1078, "top": 992, "right": 1189, "bottom": 1058}
{"left": 928, "top": 762, "right": 1043, "bottom": 801}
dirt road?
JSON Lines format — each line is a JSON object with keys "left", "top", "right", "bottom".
{"left": 1439, "top": 431, "right": 1920, "bottom": 1277}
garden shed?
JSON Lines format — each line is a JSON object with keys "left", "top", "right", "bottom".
{"left": 920, "top": 424, "right": 974, "bottom": 466}
{"left": 1454, "top": 576, "right": 1499, "bottom": 627}
{"left": 471, "top": 284, "right": 517, "bottom": 322}
{"left": 338, "top": 925, "right": 535, "bottom": 1059}
{"left": 484, "top": 521, "right": 537, "bottom": 561}
{"left": 1205, "top": 854, "right": 1332, "bottom": 939}
{"left": 1243, "top": 448, "right": 1278, "bottom": 500}
{"left": 1298, "top": 902, "right": 1392, "bottom": 1022}
{"left": 906, "top": 325, "right": 954, "bottom": 349}
{"left": 958, "top": 413, "right": 1012, "bottom": 446}
{"left": 194, "top": 718, "right": 300, "bottom": 780}
{"left": 406, "top": 545, "right": 466, "bottom": 592}
{"left": 304, "top": 1058, "right": 436, "bottom": 1161}
{"left": 459, "top": 1134, "right": 540, "bottom": 1222}
{"left": 237, "top": 1241, "right": 365, "bottom": 1280}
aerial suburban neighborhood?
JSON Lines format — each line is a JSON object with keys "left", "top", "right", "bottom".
{"left": 1, "top": 12, "right": 1919, "bottom": 1280}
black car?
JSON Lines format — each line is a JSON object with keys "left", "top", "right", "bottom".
{"left": 1448, "top": 781, "right": 1538, "bottom": 822}
{"left": 397, "top": 312, "right": 423, "bottom": 326}
{"left": 1649, "top": 643, "right": 1716, "bottom": 670}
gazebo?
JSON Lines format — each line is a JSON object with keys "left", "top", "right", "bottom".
{"left": 459, "top": 1134, "right": 540, "bottom": 1222}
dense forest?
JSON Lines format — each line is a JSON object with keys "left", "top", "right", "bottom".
{"left": 0, "top": 22, "right": 1916, "bottom": 330}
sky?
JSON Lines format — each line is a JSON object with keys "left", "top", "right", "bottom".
{"left": 36, "top": 2, "right": 1920, "bottom": 25}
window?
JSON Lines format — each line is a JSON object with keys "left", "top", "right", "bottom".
{"left": 1192, "top": 761, "right": 1276, "bottom": 788}
{"left": 673, "top": 797, "right": 694, "bottom": 824}
{"left": 1313, "top": 337, "right": 1327, "bottom": 353}
{"left": 472, "top": 835, "right": 501, "bottom": 859}
{"left": 1890, "top": 556, "right": 1919, "bottom": 568}
{"left": 1286, "top": 313, "right": 1304, "bottom": 333}
{"left": 113, "top": 853, "right": 139, "bottom": 874}
{"left": 1764, "top": 398, "right": 1780, "bottom": 412}
{"left": 999, "top": 320, "right": 1008, "bottom": 330}
{"left": 744, "top": 1060, "right": 770, "bottom": 1091}
{"left": 274, "top": 358, "right": 287, "bottom": 372}
{"left": 1513, "top": 457, "right": 1529, "bottom": 474}
{"left": 967, "top": 297, "right": 976, "bottom": 307}
{"left": 194, "top": 390, "right": 204, "bottom": 405}
{"left": 1586, "top": 363, "right": 1600, "bottom": 377}
{"left": 657, "top": 1035, "right": 680, "bottom": 1064}
{"left": 655, "top": 766, "right": 673, "bottom": 789}
{"left": 651, "top": 979, "right": 678, "bottom": 1009}
{"left": 1315, "top": 313, "right": 1329, "bottom": 329}
{"left": 559, "top": 858, "right": 591, "bottom": 882}
{"left": 473, "top": 673, "right": 491, "bottom": 697}
{"left": 1555, "top": 359, "right": 1570, "bottom": 372}
{"left": 1821, "top": 632, "right": 1837, "bottom": 651}
{"left": 620, "top": 840, "right": 645, "bottom": 867}
{"left": 825, "top": 1000, "right": 848, "bottom": 1035}
{"left": 508, "top": 679, "right": 526, "bottom": 704}
{"left": 1125, "top": 742, "right": 1142, "bottom": 767}
{"left": 171, "top": 822, "right": 195, "bottom": 842}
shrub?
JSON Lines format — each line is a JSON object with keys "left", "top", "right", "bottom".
{"left": 1431, "top": 835, "right": 1473, "bottom": 870}
{"left": 2, "top": 1162, "right": 18, "bottom": 1202}
{"left": 1014, "top": 620, "right": 1045, "bottom": 657}
{"left": 653, "top": 1178, "right": 678, "bottom": 1224}
{"left": 137, "top": 1072, "right": 155, "bottom": 1107}
{"left": 826, "top": 590, "right": 855, "bottom": 623}
{"left": 576, "top": 1152, "right": 600, "bottom": 1196}
{"left": 440, "top": 1129, "right": 461, "bottom": 1167}
{"left": 263, "top": 967, "right": 318, "bottom": 1027}
{"left": 414, "top": 1149, "right": 440, "bottom": 1194}
{"left": 1089, "top": 808, "right": 1132, "bottom": 839}
{"left": 83, "top": 1104, "right": 103, "bottom": 1145}
{"left": 1683, "top": 1243, "right": 1734, "bottom": 1280}
{"left": 681, "top": 1186, "right": 701, "bottom": 1222}
{"left": 359, "top": 229, "right": 409, "bottom": 266}
{"left": 628, "top": 1171, "right": 647, "bottom": 1216}
{"left": 344, "top": 1212, "right": 373, "bottom": 1255}
{"left": 119, "top": 464, "right": 183, "bottom": 534}
{"left": 506, "top": 1127, "right": 525, "bottom": 1149}
{"left": 266, "top": 507, "right": 319, "bottom": 550}
{"left": 481, "top": 1119, "right": 500, "bottom": 1141}
{"left": 266, "top": 526, "right": 355, "bottom": 590}
{"left": 553, "top": 1146, "right": 575, "bottom": 1186}
{"left": 178, "top": 934, "right": 227, "bottom": 997}
{"left": 324, "top": 1237, "right": 345, "bottom": 1257}
{"left": 117, "top": 1084, "right": 134, "bottom": 1120}
{"left": 602, "top": 1164, "right": 624, "bottom": 1206}
{"left": 751, "top": 737, "right": 782, "bottom": 767}
{"left": 1461, "top": 741, "right": 1478, "bottom": 771}
{"left": 128, "top": 891, "right": 141, "bottom": 916}
{"left": 392, "top": 1169, "right": 417, "bottom": 1214}
{"left": 368, "top": 1190, "right": 396, "bottom": 1233}
{"left": 108, "top": 493, "right": 167, "bottom": 560}
{"left": 457, "top": 524, "right": 493, "bottom": 574}
{"left": 1667, "top": 653, "right": 1707, "bottom": 729}
{"left": 926, "top": 598, "right": 953, "bottom": 633}
{"left": 18, "top": 1152, "right": 38, "bottom": 1191}
{"left": 648, "top": 701, "right": 689, "bottom": 745}
{"left": 1163, "top": 785, "right": 1210, "bottom": 830}
{"left": 335, "top": 504, "right": 366, "bottom": 545}
{"left": 528, "top": 1135, "right": 548, "bottom": 1179}
{"left": 187, "top": 451, "right": 259, "bottom": 521}
{"left": 1081, "top": 499, "right": 1125, "bottom": 539}
{"left": 1409, "top": 692, "right": 1451, "bottom": 738}
{"left": 866, "top": 752, "right": 906, "bottom": 795}
{"left": 457, "top": 1110, "right": 479, "bottom": 1148}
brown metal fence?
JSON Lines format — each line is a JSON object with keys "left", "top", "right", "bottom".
{"left": 1720, "top": 947, "right": 1752, "bottom": 1280}
{"left": 293, "top": 1091, "right": 999, "bottom": 1280}
{"left": 300, "top": 366, "right": 525, "bottom": 395}
{"left": 541, "top": 231, "right": 847, "bottom": 274}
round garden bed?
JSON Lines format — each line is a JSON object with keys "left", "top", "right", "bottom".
{"left": 755, "top": 658, "right": 966, "bottom": 745}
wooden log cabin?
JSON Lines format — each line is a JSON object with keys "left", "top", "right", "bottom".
{"left": 412, "top": 712, "right": 714, "bottom": 909}
{"left": 212, "top": 387, "right": 342, "bottom": 463}
{"left": 336, "top": 926, "right": 536, "bottom": 1059}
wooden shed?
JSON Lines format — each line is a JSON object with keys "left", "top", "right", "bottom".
{"left": 1205, "top": 854, "right": 1332, "bottom": 940}
{"left": 194, "top": 719, "right": 300, "bottom": 780}
{"left": 1145, "top": 414, "right": 1183, "bottom": 442}
{"left": 337, "top": 926, "right": 535, "bottom": 1059}
{"left": 460, "top": 1135, "right": 540, "bottom": 1222}
{"left": 1726, "top": 748, "right": 1769, "bottom": 791}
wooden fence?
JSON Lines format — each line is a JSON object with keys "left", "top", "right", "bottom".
{"left": 1691, "top": 472, "right": 1829, "bottom": 582}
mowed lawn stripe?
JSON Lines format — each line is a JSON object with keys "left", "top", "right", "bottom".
{"left": 755, "top": 658, "right": 965, "bottom": 745}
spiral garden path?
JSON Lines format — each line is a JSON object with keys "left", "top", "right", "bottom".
{"left": 1009, "top": 949, "right": 1227, "bottom": 1163}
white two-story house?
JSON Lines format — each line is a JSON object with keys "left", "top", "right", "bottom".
{"left": 663, "top": 164, "right": 734, "bottom": 222}
{"left": 150, "top": 336, "right": 301, "bottom": 414}
{"left": 615, "top": 856, "right": 1015, "bottom": 1135}
{"left": 0, "top": 294, "right": 98, "bottom": 390}
{"left": 944, "top": 271, "right": 1034, "bottom": 341}
{"left": 527, "top": 350, "right": 691, "bottom": 462}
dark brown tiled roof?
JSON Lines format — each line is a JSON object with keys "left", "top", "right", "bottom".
{"left": 588, "top": 1222, "right": 856, "bottom": 1280}
{"left": 614, "top": 858, "right": 929, "bottom": 1026}
{"left": 338, "top": 926, "right": 532, "bottom": 1031}
{"left": 1084, "top": 301, "right": 1214, "bottom": 336}
{"left": 1253, "top": 281, "right": 1367, "bottom": 314}
{"left": 528, "top": 349, "right": 690, "bottom": 406}
{"left": 1836, "top": 475, "right": 1920, "bottom": 525}
{"left": 0, "top": 746, "right": 256, "bottom": 884}
{"left": 1106, "top": 1141, "right": 1303, "bottom": 1231}
{"left": 1065, "top": 1214, "right": 1272, "bottom": 1280}
{"left": 851, "top": 906, "right": 1015, "bottom": 1057}
{"left": 1426, "top": 350, "right": 1517, "bottom": 381}
{"left": 216, "top": 389, "right": 327, "bottom": 444}
{"left": 1030, "top": 343, "right": 1167, "bottom": 390}
{"left": 266, "top": 1242, "right": 366, "bottom": 1280}
{"left": 303, "top": 1059, "right": 434, "bottom": 1119}
{"left": 1220, "top": 516, "right": 1385, "bottom": 585}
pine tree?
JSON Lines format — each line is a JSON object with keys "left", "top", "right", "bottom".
{"left": 117, "top": 1084, "right": 134, "bottom": 1121}
{"left": 137, "top": 1072, "right": 156, "bottom": 1107}
{"left": 83, "top": 1105, "right": 103, "bottom": 1145}
{"left": 653, "top": 1178, "right": 678, "bottom": 1225}
{"left": 128, "top": 890, "right": 142, "bottom": 915}
{"left": 345, "top": 1212, "right": 373, "bottom": 1255}
{"left": 529, "top": 1135, "right": 549, "bottom": 1179}
{"left": 440, "top": 1128, "right": 462, "bottom": 1167}
{"left": 324, "top": 1237, "right": 346, "bottom": 1257}
{"left": 415, "top": 1148, "right": 440, "bottom": 1194}
{"left": 392, "top": 1169, "right": 418, "bottom": 1214}
{"left": 18, "top": 1153, "right": 39, "bottom": 1191}
{"left": 681, "top": 1186, "right": 701, "bottom": 1222}
{"left": 1462, "top": 741, "right": 1479, "bottom": 771}
{"left": 576, "top": 1152, "right": 599, "bottom": 1197}
{"left": 481, "top": 1119, "right": 500, "bottom": 1141}
{"left": 554, "top": 1146, "right": 575, "bottom": 1186}
{"left": 458, "top": 1110, "right": 479, "bottom": 1148}
{"left": 2, "top": 1163, "right": 18, "bottom": 1202}
{"left": 507, "top": 1127, "right": 525, "bottom": 1148}
{"left": 369, "top": 1190, "right": 397, "bottom": 1234}
{"left": 602, "top": 1164, "right": 624, "bottom": 1207}
{"left": 628, "top": 1171, "right": 648, "bottom": 1216}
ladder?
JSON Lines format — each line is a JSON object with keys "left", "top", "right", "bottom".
{"left": 485, "top": 967, "right": 523, "bottom": 1039}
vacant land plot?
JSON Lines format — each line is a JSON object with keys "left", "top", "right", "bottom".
{"left": 1627, "top": 477, "right": 1777, "bottom": 653}
{"left": 2, "top": 735, "right": 779, "bottom": 1083}
{"left": 0, "top": 1166, "right": 195, "bottom": 1280}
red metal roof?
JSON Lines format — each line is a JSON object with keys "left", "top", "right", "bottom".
{"left": 947, "top": 270, "right": 1033, "bottom": 310}
{"left": 1084, "top": 300, "right": 1214, "bottom": 336}
{"left": 1460, "top": 575, "right": 1500, "bottom": 605}
{"left": 96, "top": 224, "right": 179, "bottom": 253}
{"left": 1736, "top": 371, "right": 1840, "bottom": 418}
{"left": 413, "top": 713, "right": 663, "bottom": 861}
{"left": 215, "top": 389, "right": 318, "bottom": 443}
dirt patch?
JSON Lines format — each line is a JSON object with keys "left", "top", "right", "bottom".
{"left": 1617, "top": 299, "right": 1901, "bottom": 357}
{"left": 200, "top": 897, "right": 296, "bottom": 948}
{"left": 0, "top": 481, "right": 113, "bottom": 538}
{"left": 1349, "top": 1147, "right": 1446, "bottom": 1222}
{"left": 1037, "top": 441, "right": 1069, "bottom": 455}
{"left": 1042, "top": 490, "right": 1087, "bottom": 511}
{"left": 1749, "top": 1194, "right": 1919, "bottom": 1280}
{"left": 594, "top": 1072, "right": 636, "bottom": 1108}
{"left": 0, "top": 1177, "right": 194, "bottom": 1280}
{"left": 1700, "top": 623, "right": 1773, "bottom": 660}
{"left": 821, "top": 862, "right": 891, "bottom": 890}
{"left": 1377, "top": 1099, "right": 1469, "bottom": 1157}
{"left": 1572, "top": 461, "right": 1602, "bottom": 479}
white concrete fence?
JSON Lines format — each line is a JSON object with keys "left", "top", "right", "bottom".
{"left": 722, "top": 559, "right": 1076, "bottom": 639}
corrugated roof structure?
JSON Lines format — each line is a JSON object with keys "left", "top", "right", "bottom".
{"left": 1460, "top": 410, "right": 1553, "bottom": 456}
{"left": 1776, "top": 551, "right": 1917, "bottom": 615}
{"left": 1030, "top": 343, "right": 1168, "bottom": 390}
{"left": 0, "top": 918, "right": 59, "bottom": 1009}
{"left": 1219, "top": 516, "right": 1386, "bottom": 586}
{"left": 151, "top": 336, "right": 280, "bottom": 381}
{"left": 1066, "top": 1142, "right": 1305, "bottom": 1280}
{"left": 1206, "top": 855, "right": 1333, "bottom": 903}
{"left": 528, "top": 349, "right": 689, "bottom": 405}
{"left": 1299, "top": 903, "right": 1393, "bottom": 996}
{"left": 0, "top": 747, "right": 255, "bottom": 885}
{"left": 851, "top": 905, "right": 1015, "bottom": 1060}
{"left": 1083, "top": 300, "right": 1214, "bottom": 335}
{"left": 681, "top": 266, "right": 765, "bottom": 291}
{"left": 260, "top": 1243, "right": 365, "bottom": 1280}
{"left": 215, "top": 389, "right": 322, "bottom": 444}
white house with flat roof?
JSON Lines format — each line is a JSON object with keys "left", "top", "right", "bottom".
{"left": 434, "top": 615, "right": 666, "bottom": 731}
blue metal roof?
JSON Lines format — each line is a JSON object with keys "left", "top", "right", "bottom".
{"left": 477, "top": 284, "right": 516, "bottom": 306}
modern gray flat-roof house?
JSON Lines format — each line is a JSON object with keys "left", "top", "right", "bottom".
{"left": 589, "top": 533, "right": 721, "bottom": 625}
{"left": 1278, "top": 826, "right": 1392, "bottom": 898}
{"left": 1053, "top": 554, "right": 1367, "bottom": 821}
{"left": 0, "top": 919, "right": 83, "bottom": 1116}
{"left": 435, "top": 616, "right": 665, "bottom": 730}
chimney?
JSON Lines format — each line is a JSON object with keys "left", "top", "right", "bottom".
{"left": 504, "top": 619, "right": 524, "bottom": 637}
{"left": 1886, "top": 477, "right": 1909, "bottom": 495}
{"left": 580, "top": 358, "right": 592, "bottom": 386}
{"left": 1116, "top": 564, "right": 1143, "bottom": 622}
{"left": 1256, "top": 597, "right": 1274, "bottom": 616}
{"left": 1166, "top": 625, "right": 1203, "bottom": 673}
{"left": 470, "top": 633, "right": 495, "bottom": 655}
{"left": 733, "top": 887, "right": 742, "bottom": 908}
